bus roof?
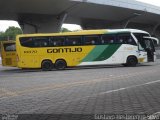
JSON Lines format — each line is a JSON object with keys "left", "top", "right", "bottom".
{"left": 107, "top": 29, "right": 149, "bottom": 34}
{"left": 17, "top": 29, "right": 149, "bottom": 37}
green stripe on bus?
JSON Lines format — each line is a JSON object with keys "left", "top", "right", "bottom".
{"left": 82, "top": 44, "right": 121, "bottom": 62}
{"left": 82, "top": 45, "right": 108, "bottom": 62}
{"left": 93, "top": 44, "right": 121, "bottom": 61}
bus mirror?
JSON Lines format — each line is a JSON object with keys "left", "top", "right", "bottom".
{"left": 154, "top": 40, "right": 159, "bottom": 46}
{"left": 143, "top": 36, "right": 159, "bottom": 45}
{"left": 152, "top": 38, "right": 159, "bottom": 46}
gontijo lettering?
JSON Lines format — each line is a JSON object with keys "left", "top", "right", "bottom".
{"left": 47, "top": 47, "right": 82, "bottom": 53}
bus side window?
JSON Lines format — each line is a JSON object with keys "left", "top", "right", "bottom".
{"left": 20, "top": 37, "right": 35, "bottom": 47}
{"left": 101, "top": 35, "right": 116, "bottom": 44}
{"left": 84, "top": 35, "right": 100, "bottom": 45}
{"left": 117, "top": 33, "right": 136, "bottom": 45}
{"left": 66, "top": 36, "right": 82, "bottom": 46}
{"left": 48, "top": 37, "right": 54, "bottom": 46}
{"left": 117, "top": 36, "right": 124, "bottom": 44}
{"left": 53, "top": 37, "right": 65, "bottom": 46}
{"left": 33, "top": 37, "right": 49, "bottom": 47}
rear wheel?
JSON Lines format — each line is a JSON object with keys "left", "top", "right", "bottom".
{"left": 127, "top": 57, "right": 138, "bottom": 67}
{"left": 55, "top": 60, "right": 67, "bottom": 70}
{"left": 41, "top": 60, "right": 53, "bottom": 71}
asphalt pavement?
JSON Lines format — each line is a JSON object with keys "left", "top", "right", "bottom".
{"left": 0, "top": 61, "right": 160, "bottom": 120}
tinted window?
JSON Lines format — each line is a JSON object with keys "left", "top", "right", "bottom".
{"left": 101, "top": 35, "right": 116, "bottom": 44}
{"left": 20, "top": 37, "right": 49, "bottom": 47}
{"left": 20, "top": 36, "right": 66, "bottom": 47}
{"left": 84, "top": 35, "right": 100, "bottom": 45}
{"left": 34, "top": 37, "right": 49, "bottom": 47}
{"left": 117, "top": 33, "right": 136, "bottom": 45}
{"left": 20, "top": 37, "right": 35, "bottom": 47}
{"left": 144, "top": 38, "right": 155, "bottom": 52}
{"left": 4, "top": 43, "right": 16, "bottom": 51}
{"left": 49, "top": 36, "right": 65, "bottom": 47}
{"left": 66, "top": 36, "right": 82, "bottom": 46}
{"left": 133, "top": 33, "right": 150, "bottom": 49}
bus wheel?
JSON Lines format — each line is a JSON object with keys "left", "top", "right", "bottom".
{"left": 55, "top": 60, "right": 67, "bottom": 70}
{"left": 41, "top": 60, "right": 53, "bottom": 71}
{"left": 127, "top": 56, "right": 137, "bottom": 67}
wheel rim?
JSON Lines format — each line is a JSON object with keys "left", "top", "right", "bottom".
{"left": 56, "top": 61, "right": 66, "bottom": 70}
{"left": 44, "top": 63, "right": 50, "bottom": 69}
{"left": 128, "top": 58, "right": 137, "bottom": 66}
{"left": 58, "top": 62, "right": 65, "bottom": 69}
{"left": 42, "top": 61, "right": 52, "bottom": 70}
{"left": 130, "top": 59, "right": 135, "bottom": 65}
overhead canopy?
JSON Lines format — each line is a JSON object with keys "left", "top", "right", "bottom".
{"left": 1, "top": 0, "right": 160, "bottom": 35}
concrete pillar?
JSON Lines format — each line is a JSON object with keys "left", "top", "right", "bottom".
{"left": 151, "top": 23, "right": 160, "bottom": 35}
{"left": 19, "top": 23, "right": 37, "bottom": 34}
{"left": 37, "top": 13, "right": 68, "bottom": 33}
{"left": 18, "top": 13, "right": 68, "bottom": 34}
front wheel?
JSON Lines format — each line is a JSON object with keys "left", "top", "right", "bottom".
{"left": 55, "top": 60, "right": 67, "bottom": 70}
{"left": 126, "top": 57, "right": 138, "bottom": 67}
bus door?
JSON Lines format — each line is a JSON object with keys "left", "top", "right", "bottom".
{"left": 143, "top": 37, "right": 157, "bottom": 62}
{"left": 134, "top": 33, "right": 156, "bottom": 63}
{"left": 149, "top": 37, "right": 159, "bottom": 62}
{"left": 145, "top": 39, "right": 155, "bottom": 62}
{"left": 1, "top": 41, "right": 17, "bottom": 67}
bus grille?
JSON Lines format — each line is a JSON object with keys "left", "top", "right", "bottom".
{"left": 5, "top": 58, "right": 12, "bottom": 65}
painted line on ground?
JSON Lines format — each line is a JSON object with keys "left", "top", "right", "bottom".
{"left": 99, "top": 79, "right": 160, "bottom": 95}
{"left": 0, "top": 69, "right": 159, "bottom": 99}
{"left": 22, "top": 79, "right": 160, "bottom": 113}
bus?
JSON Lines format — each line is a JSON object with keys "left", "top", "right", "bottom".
{"left": 16, "top": 29, "right": 158, "bottom": 70}
{"left": 0, "top": 41, "right": 17, "bottom": 67}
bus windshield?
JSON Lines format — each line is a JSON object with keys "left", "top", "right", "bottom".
{"left": 133, "top": 33, "right": 155, "bottom": 51}
{"left": 3, "top": 43, "right": 16, "bottom": 51}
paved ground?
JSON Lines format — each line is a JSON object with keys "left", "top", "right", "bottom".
{"left": 0, "top": 61, "right": 160, "bottom": 120}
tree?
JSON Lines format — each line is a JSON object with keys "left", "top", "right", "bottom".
{"left": 0, "top": 26, "right": 22, "bottom": 41}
